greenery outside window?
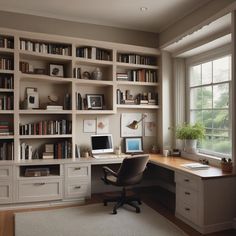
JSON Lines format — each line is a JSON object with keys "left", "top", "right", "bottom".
{"left": 188, "top": 55, "right": 232, "bottom": 158}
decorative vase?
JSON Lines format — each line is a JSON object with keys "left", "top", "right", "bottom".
{"left": 92, "top": 67, "right": 102, "bottom": 80}
{"left": 184, "top": 139, "right": 197, "bottom": 154}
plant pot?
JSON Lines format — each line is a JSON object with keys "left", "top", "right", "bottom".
{"left": 184, "top": 139, "right": 197, "bottom": 154}
{"left": 221, "top": 162, "right": 233, "bottom": 172}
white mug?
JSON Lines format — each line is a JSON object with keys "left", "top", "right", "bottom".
{"left": 163, "top": 149, "right": 169, "bottom": 157}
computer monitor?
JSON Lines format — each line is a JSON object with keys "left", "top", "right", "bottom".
{"left": 91, "top": 134, "right": 114, "bottom": 154}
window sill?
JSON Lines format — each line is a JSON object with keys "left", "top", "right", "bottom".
{"left": 181, "top": 151, "right": 221, "bottom": 167}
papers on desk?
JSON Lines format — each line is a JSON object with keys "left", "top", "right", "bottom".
{"left": 181, "top": 163, "right": 210, "bottom": 170}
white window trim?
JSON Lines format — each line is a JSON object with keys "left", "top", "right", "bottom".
{"left": 185, "top": 45, "right": 232, "bottom": 162}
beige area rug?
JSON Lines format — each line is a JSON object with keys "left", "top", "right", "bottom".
{"left": 15, "top": 203, "right": 187, "bottom": 236}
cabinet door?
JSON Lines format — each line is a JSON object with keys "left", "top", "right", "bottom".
{"left": 0, "top": 181, "right": 13, "bottom": 203}
{"left": 65, "top": 180, "right": 91, "bottom": 199}
{"left": 17, "top": 178, "right": 62, "bottom": 202}
{"left": 0, "top": 166, "right": 12, "bottom": 180}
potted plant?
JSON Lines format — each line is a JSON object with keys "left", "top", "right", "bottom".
{"left": 175, "top": 123, "right": 205, "bottom": 154}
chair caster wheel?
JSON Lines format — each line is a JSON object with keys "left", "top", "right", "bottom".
{"left": 136, "top": 208, "right": 140, "bottom": 213}
{"left": 112, "top": 210, "right": 117, "bottom": 214}
{"left": 138, "top": 201, "right": 142, "bottom": 205}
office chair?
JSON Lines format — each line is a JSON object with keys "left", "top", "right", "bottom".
{"left": 101, "top": 154, "right": 149, "bottom": 214}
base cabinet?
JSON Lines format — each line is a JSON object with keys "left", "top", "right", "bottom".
{"left": 175, "top": 171, "right": 236, "bottom": 234}
{"left": 17, "top": 179, "right": 63, "bottom": 203}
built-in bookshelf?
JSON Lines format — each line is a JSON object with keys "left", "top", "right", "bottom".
{"left": 0, "top": 28, "right": 160, "bottom": 163}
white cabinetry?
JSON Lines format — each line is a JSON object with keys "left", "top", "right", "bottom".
{"left": 64, "top": 163, "right": 91, "bottom": 199}
{"left": 0, "top": 165, "right": 13, "bottom": 203}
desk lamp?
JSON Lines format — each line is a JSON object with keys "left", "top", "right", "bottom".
{"left": 127, "top": 114, "right": 147, "bottom": 129}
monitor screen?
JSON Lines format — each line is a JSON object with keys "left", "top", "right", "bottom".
{"left": 91, "top": 134, "right": 114, "bottom": 154}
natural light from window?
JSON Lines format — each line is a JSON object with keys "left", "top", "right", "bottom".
{"left": 189, "top": 55, "right": 231, "bottom": 158}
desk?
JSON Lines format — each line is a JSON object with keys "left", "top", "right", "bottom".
{"left": 89, "top": 154, "right": 236, "bottom": 234}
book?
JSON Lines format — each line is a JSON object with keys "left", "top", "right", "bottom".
{"left": 46, "top": 105, "right": 63, "bottom": 110}
{"left": 181, "top": 163, "right": 210, "bottom": 170}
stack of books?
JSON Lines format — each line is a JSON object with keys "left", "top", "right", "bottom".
{"left": 42, "top": 144, "right": 54, "bottom": 159}
{"left": 0, "top": 121, "right": 11, "bottom": 135}
{"left": 116, "top": 73, "right": 128, "bottom": 81}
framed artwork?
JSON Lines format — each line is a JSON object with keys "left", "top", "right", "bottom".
{"left": 49, "top": 64, "right": 64, "bottom": 77}
{"left": 125, "top": 137, "right": 143, "bottom": 153}
{"left": 26, "top": 87, "right": 39, "bottom": 109}
{"left": 96, "top": 117, "right": 109, "bottom": 134}
{"left": 121, "top": 113, "right": 143, "bottom": 137}
{"left": 83, "top": 119, "right": 96, "bottom": 133}
{"left": 86, "top": 94, "right": 104, "bottom": 110}
{"left": 144, "top": 113, "right": 157, "bottom": 136}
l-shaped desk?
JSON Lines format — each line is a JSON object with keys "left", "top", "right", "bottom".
{"left": 0, "top": 154, "right": 236, "bottom": 234}
{"left": 89, "top": 154, "right": 236, "bottom": 234}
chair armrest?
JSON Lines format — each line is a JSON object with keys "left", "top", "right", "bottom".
{"left": 103, "top": 166, "right": 118, "bottom": 177}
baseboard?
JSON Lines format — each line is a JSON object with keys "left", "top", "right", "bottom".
{"left": 176, "top": 212, "right": 233, "bottom": 234}
{"left": 233, "top": 218, "right": 236, "bottom": 229}
{"left": 0, "top": 199, "right": 84, "bottom": 211}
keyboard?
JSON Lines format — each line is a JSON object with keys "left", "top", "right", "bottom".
{"left": 93, "top": 154, "right": 130, "bottom": 159}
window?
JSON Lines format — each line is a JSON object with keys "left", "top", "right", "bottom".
{"left": 188, "top": 55, "right": 231, "bottom": 158}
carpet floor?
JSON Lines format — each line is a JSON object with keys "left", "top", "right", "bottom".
{"left": 15, "top": 203, "right": 187, "bottom": 236}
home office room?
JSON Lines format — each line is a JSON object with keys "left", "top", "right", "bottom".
{"left": 0, "top": 0, "right": 236, "bottom": 236}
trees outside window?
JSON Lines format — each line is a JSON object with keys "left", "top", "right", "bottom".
{"left": 189, "top": 55, "right": 231, "bottom": 157}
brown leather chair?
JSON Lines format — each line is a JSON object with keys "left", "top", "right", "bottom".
{"left": 101, "top": 154, "right": 149, "bottom": 214}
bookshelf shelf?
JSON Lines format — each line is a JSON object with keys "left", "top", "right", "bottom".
{"left": 19, "top": 134, "right": 72, "bottom": 139}
{"left": 19, "top": 50, "right": 72, "bottom": 62}
{"left": 19, "top": 110, "right": 72, "bottom": 114}
{"left": 0, "top": 69, "right": 14, "bottom": 74}
{"left": 0, "top": 110, "right": 14, "bottom": 114}
{"left": 116, "top": 62, "right": 158, "bottom": 70}
{"left": 76, "top": 110, "right": 115, "bottom": 115}
{"left": 116, "top": 81, "right": 159, "bottom": 86}
{"left": 116, "top": 104, "right": 159, "bottom": 109}
{"left": 20, "top": 73, "right": 73, "bottom": 84}
{"left": 0, "top": 88, "right": 14, "bottom": 92}
{"left": 0, "top": 48, "right": 14, "bottom": 54}
{"left": 75, "top": 79, "right": 113, "bottom": 86}
{"left": 75, "top": 57, "right": 113, "bottom": 66}
{"left": 0, "top": 135, "right": 14, "bottom": 139}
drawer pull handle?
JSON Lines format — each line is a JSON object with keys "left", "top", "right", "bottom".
{"left": 184, "top": 179, "right": 189, "bottom": 182}
{"left": 185, "top": 192, "right": 190, "bottom": 195}
{"left": 74, "top": 186, "right": 81, "bottom": 189}
{"left": 34, "top": 183, "right": 46, "bottom": 186}
{"left": 185, "top": 208, "right": 190, "bottom": 211}
{"left": 74, "top": 167, "right": 81, "bottom": 171}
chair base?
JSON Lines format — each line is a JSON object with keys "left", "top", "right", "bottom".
{"left": 103, "top": 188, "right": 142, "bottom": 214}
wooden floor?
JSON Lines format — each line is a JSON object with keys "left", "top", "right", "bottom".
{"left": 0, "top": 187, "right": 235, "bottom": 236}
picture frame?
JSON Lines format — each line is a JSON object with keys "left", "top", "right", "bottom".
{"left": 26, "top": 87, "right": 39, "bottom": 109}
{"left": 49, "top": 64, "right": 64, "bottom": 77}
{"left": 124, "top": 137, "right": 143, "bottom": 154}
{"left": 86, "top": 94, "right": 104, "bottom": 110}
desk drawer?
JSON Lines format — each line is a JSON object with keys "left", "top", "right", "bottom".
{"left": 17, "top": 179, "right": 62, "bottom": 202}
{"left": 65, "top": 164, "right": 90, "bottom": 179}
{"left": 65, "top": 181, "right": 90, "bottom": 199}
{"left": 176, "top": 201, "right": 198, "bottom": 224}
{"left": 175, "top": 172, "right": 199, "bottom": 190}
{"left": 176, "top": 185, "right": 197, "bottom": 206}
{"left": 0, "top": 166, "right": 12, "bottom": 180}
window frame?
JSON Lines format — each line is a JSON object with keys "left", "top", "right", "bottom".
{"left": 186, "top": 46, "right": 232, "bottom": 159}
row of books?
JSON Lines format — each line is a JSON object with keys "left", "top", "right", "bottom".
{"left": 116, "top": 89, "right": 158, "bottom": 105}
{"left": 0, "top": 74, "right": 14, "bottom": 89}
{"left": 76, "top": 46, "right": 112, "bottom": 61}
{"left": 0, "top": 57, "right": 14, "bottom": 70}
{"left": 0, "top": 36, "right": 14, "bottom": 49}
{"left": 117, "top": 53, "right": 157, "bottom": 66}
{"left": 20, "top": 39, "right": 72, "bottom": 56}
{"left": 0, "top": 95, "right": 14, "bottom": 110}
{"left": 0, "top": 141, "right": 14, "bottom": 160}
{"left": 19, "top": 120, "right": 72, "bottom": 135}
{"left": 0, "top": 121, "right": 12, "bottom": 136}
{"left": 116, "top": 69, "right": 158, "bottom": 83}
{"left": 20, "top": 143, "right": 32, "bottom": 160}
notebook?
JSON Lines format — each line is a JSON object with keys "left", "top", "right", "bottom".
{"left": 181, "top": 163, "right": 210, "bottom": 170}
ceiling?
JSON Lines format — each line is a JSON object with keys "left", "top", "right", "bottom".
{"left": 0, "top": 0, "right": 210, "bottom": 33}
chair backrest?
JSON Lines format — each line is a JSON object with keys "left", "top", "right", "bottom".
{"left": 116, "top": 154, "right": 149, "bottom": 186}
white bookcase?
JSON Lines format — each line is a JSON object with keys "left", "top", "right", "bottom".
{"left": 0, "top": 27, "right": 160, "bottom": 205}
